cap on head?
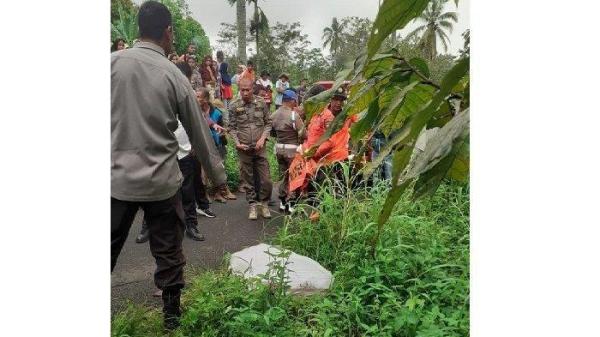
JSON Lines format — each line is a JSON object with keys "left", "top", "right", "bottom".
{"left": 282, "top": 89, "right": 298, "bottom": 102}
{"left": 332, "top": 87, "right": 347, "bottom": 100}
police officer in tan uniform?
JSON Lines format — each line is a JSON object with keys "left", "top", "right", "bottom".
{"left": 271, "top": 89, "right": 305, "bottom": 213}
{"left": 228, "top": 78, "right": 273, "bottom": 220}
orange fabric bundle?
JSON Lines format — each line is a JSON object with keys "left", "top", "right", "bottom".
{"left": 288, "top": 154, "right": 317, "bottom": 193}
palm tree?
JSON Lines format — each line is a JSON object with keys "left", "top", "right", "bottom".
{"left": 322, "top": 17, "right": 346, "bottom": 60}
{"left": 248, "top": 0, "right": 268, "bottom": 65}
{"left": 406, "top": 0, "right": 458, "bottom": 60}
{"left": 226, "top": 0, "right": 247, "bottom": 63}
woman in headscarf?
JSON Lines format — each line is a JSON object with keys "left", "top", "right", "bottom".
{"left": 199, "top": 55, "right": 217, "bottom": 98}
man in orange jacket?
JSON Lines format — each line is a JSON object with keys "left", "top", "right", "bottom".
{"left": 289, "top": 88, "right": 357, "bottom": 194}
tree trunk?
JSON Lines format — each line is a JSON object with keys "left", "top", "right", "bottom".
{"left": 236, "top": 0, "right": 247, "bottom": 63}
{"left": 430, "top": 32, "right": 437, "bottom": 61}
{"left": 254, "top": 2, "right": 259, "bottom": 66}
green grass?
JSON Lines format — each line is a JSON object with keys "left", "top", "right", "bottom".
{"left": 112, "top": 177, "right": 469, "bottom": 337}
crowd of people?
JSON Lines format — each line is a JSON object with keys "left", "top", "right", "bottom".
{"left": 111, "top": 1, "right": 383, "bottom": 331}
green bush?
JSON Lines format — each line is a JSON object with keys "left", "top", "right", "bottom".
{"left": 112, "top": 178, "right": 469, "bottom": 336}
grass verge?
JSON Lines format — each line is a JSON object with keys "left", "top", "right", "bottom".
{"left": 112, "top": 178, "right": 469, "bottom": 337}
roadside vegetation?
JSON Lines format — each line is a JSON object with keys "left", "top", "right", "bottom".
{"left": 112, "top": 178, "right": 469, "bottom": 337}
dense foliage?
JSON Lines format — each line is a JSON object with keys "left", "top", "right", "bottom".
{"left": 110, "top": 0, "right": 211, "bottom": 57}
{"left": 301, "top": 0, "right": 469, "bottom": 245}
{"left": 112, "top": 180, "right": 469, "bottom": 337}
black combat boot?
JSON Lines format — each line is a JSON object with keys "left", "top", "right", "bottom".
{"left": 185, "top": 223, "right": 205, "bottom": 241}
{"left": 162, "top": 288, "right": 181, "bottom": 331}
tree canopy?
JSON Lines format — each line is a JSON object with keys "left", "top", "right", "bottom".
{"left": 110, "top": 0, "right": 211, "bottom": 57}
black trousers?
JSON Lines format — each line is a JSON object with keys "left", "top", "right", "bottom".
{"left": 193, "top": 159, "right": 210, "bottom": 210}
{"left": 178, "top": 155, "right": 198, "bottom": 227}
{"left": 140, "top": 155, "right": 199, "bottom": 230}
{"left": 111, "top": 193, "right": 186, "bottom": 291}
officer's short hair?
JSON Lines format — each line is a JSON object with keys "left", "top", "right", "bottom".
{"left": 138, "top": 1, "right": 172, "bottom": 41}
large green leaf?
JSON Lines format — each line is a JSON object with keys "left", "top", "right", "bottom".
{"left": 405, "top": 57, "right": 469, "bottom": 141}
{"left": 408, "top": 57, "right": 430, "bottom": 78}
{"left": 360, "top": 116, "right": 412, "bottom": 177}
{"left": 367, "top": 0, "right": 430, "bottom": 58}
{"left": 350, "top": 99, "right": 380, "bottom": 143}
{"left": 403, "top": 108, "right": 470, "bottom": 189}
{"left": 427, "top": 100, "right": 452, "bottom": 129}
{"left": 363, "top": 54, "right": 399, "bottom": 78}
{"left": 345, "top": 77, "right": 388, "bottom": 117}
{"left": 447, "top": 135, "right": 469, "bottom": 182}
{"left": 375, "top": 145, "right": 413, "bottom": 227}
{"left": 379, "top": 82, "right": 433, "bottom": 137}
{"left": 361, "top": 57, "right": 468, "bottom": 178}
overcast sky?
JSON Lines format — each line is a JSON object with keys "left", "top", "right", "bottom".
{"left": 134, "top": 0, "right": 469, "bottom": 56}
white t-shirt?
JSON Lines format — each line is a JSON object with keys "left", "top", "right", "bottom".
{"left": 275, "top": 80, "right": 290, "bottom": 105}
{"left": 174, "top": 120, "right": 191, "bottom": 159}
{"left": 256, "top": 78, "right": 273, "bottom": 88}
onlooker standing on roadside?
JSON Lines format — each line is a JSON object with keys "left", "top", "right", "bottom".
{"left": 240, "top": 60, "right": 256, "bottom": 82}
{"left": 297, "top": 78, "right": 308, "bottom": 104}
{"left": 111, "top": 1, "right": 226, "bottom": 330}
{"left": 111, "top": 38, "right": 126, "bottom": 52}
{"left": 168, "top": 52, "right": 179, "bottom": 63}
{"left": 178, "top": 42, "right": 197, "bottom": 63}
{"left": 274, "top": 74, "right": 290, "bottom": 110}
{"left": 219, "top": 62, "right": 233, "bottom": 108}
{"left": 228, "top": 78, "right": 273, "bottom": 220}
{"left": 187, "top": 55, "right": 203, "bottom": 90}
{"left": 231, "top": 64, "right": 244, "bottom": 86}
{"left": 256, "top": 71, "right": 273, "bottom": 111}
{"left": 200, "top": 55, "right": 217, "bottom": 97}
{"left": 215, "top": 51, "right": 225, "bottom": 100}
{"left": 196, "top": 88, "right": 237, "bottom": 202}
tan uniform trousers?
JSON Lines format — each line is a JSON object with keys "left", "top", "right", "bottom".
{"left": 237, "top": 148, "right": 272, "bottom": 204}
{"left": 276, "top": 154, "right": 295, "bottom": 203}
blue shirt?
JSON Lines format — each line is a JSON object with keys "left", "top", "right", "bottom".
{"left": 209, "top": 107, "right": 224, "bottom": 146}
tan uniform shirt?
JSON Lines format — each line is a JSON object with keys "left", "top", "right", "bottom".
{"left": 271, "top": 106, "right": 304, "bottom": 145}
{"left": 228, "top": 96, "right": 272, "bottom": 147}
{"left": 111, "top": 41, "right": 226, "bottom": 202}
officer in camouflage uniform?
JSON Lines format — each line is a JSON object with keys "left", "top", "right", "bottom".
{"left": 228, "top": 78, "right": 273, "bottom": 220}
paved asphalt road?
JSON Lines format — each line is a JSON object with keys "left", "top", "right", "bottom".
{"left": 111, "top": 188, "right": 284, "bottom": 314}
